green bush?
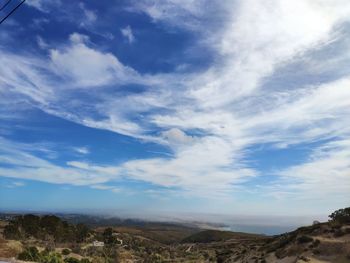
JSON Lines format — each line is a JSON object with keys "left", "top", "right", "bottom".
{"left": 17, "top": 247, "right": 65, "bottom": 263}
{"left": 312, "top": 249, "right": 321, "bottom": 255}
{"left": 62, "top": 248, "right": 71, "bottom": 255}
{"left": 17, "top": 246, "right": 41, "bottom": 261}
{"left": 297, "top": 235, "right": 313, "bottom": 244}
{"left": 311, "top": 239, "right": 320, "bottom": 247}
{"left": 3, "top": 223, "right": 21, "bottom": 239}
{"left": 40, "top": 252, "right": 63, "bottom": 263}
{"left": 64, "top": 257, "right": 80, "bottom": 263}
{"left": 334, "top": 229, "right": 345, "bottom": 237}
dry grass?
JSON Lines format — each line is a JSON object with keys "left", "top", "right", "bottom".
{"left": 0, "top": 238, "right": 23, "bottom": 258}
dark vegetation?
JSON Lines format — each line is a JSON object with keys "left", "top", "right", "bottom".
{"left": 296, "top": 235, "right": 313, "bottom": 244}
{"left": 329, "top": 207, "right": 350, "bottom": 224}
{"left": 56, "top": 214, "right": 195, "bottom": 229}
{"left": 17, "top": 246, "right": 91, "bottom": 263}
{"left": 3, "top": 214, "right": 90, "bottom": 243}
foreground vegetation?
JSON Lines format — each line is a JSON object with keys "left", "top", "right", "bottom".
{"left": 0, "top": 207, "right": 349, "bottom": 262}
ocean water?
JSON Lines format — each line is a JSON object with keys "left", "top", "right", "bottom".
{"left": 228, "top": 224, "right": 298, "bottom": 235}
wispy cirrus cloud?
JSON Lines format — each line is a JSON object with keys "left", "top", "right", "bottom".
{"left": 264, "top": 139, "right": 350, "bottom": 207}
{"left": 25, "top": 0, "right": 61, "bottom": 13}
{"left": 0, "top": 137, "right": 120, "bottom": 187}
{"left": 73, "top": 147, "right": 90, "bottom": 155}
{"left": 78, "top": 2, "right": 97, "bottom": 27}
{"left": 121, "top": 26, "right": 135, "bottom": 44}
{"left": 4, "top": 181, "right": 25, "bottom": 188}
{"left": 128, "top": 0, "right": 215, "bottom": 31}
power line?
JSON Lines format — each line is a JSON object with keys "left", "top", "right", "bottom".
{"left": 0, "top": 0, "right": 26, "bottom": 25}
{"left": 0, "top": 0, "right": 13, "bottom": 12}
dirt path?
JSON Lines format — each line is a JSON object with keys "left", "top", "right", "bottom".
{"left": 296, "top": 257, "right": 331, "bottom": 263}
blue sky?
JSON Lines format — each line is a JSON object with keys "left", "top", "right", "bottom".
{"left": 0, "top": 0, "right": 350, "bottom": 223}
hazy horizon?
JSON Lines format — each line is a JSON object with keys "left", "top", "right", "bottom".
{"left": 0, "top": 0, "right": 349, "bottom": 223}
{"left": 0, "top": 207, "right": 329, "bottom": 235}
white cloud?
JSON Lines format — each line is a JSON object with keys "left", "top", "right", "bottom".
{"left": 78, "top": 2, "right": 97, "bottom": 27}
{"left": 161, "top": 128, "right": 194, "bottom": 145}
{"left": 270, "top": 139, "right": 350, "bottom": 202}
{"left": 13, "top": 181, "right": 25, "bottom": 187}
{"left": 90, "top": 184, "right": 114, "bottom": 190}
{"left": 73, "top": 147, "right": 90, "bottom": 155}
{"left": 0, "top": 51, "right": 52, "bottom": 104}
{"left": 129, "top": 0, "right": 211, "bottom": 31}
{"left": 0, "top": 138, "right": 120, "bottom": 186}
{"left": 90, "top": 184, "right": 120, "bottom": 193}
{"left": 122, "top": 136, "right": 256, "bottom": 193}
{"left": 5, "top": 181, "right": 25, "bottom": 188}
{"left": 25, "top": 0, "right": 61, "bottom": 12}
{"left": 121, "top": 26, "right": 135, "bottom": 43}
{"left": 189, "top": 0, "right": 350, "bottom": 108}
{"left": 36, "top": 36, "right": 49, "bottom": 49}
{"left": 49, "top": 33, "right": 138, "bottom": 87}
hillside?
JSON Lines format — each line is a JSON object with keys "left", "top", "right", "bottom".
{"left": 0, "top": 207, "right": 349, "bottom": 262}
{"left": 181, "top": 230, "right": 264, "bottom": 243}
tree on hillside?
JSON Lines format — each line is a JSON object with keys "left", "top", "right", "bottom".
{"left": 21, "top": 214, "right": 41, "bottom": 237}
{"left": 103, "top": 227, "right": 117, "bottom": 245}
{"left": 329, "top": 207, "right": 350, "bottom": 224}
{"left": 3, "top": 222, "right": 21, "bottom": 239}
{"left": 3, "top": 214, "right": 91, "bottom": 243}
{"left": 76, "top": 223, "right": 90, "bottom": 242}
{"left": 40, "top": 215, "right": 62, "bottom": 235}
